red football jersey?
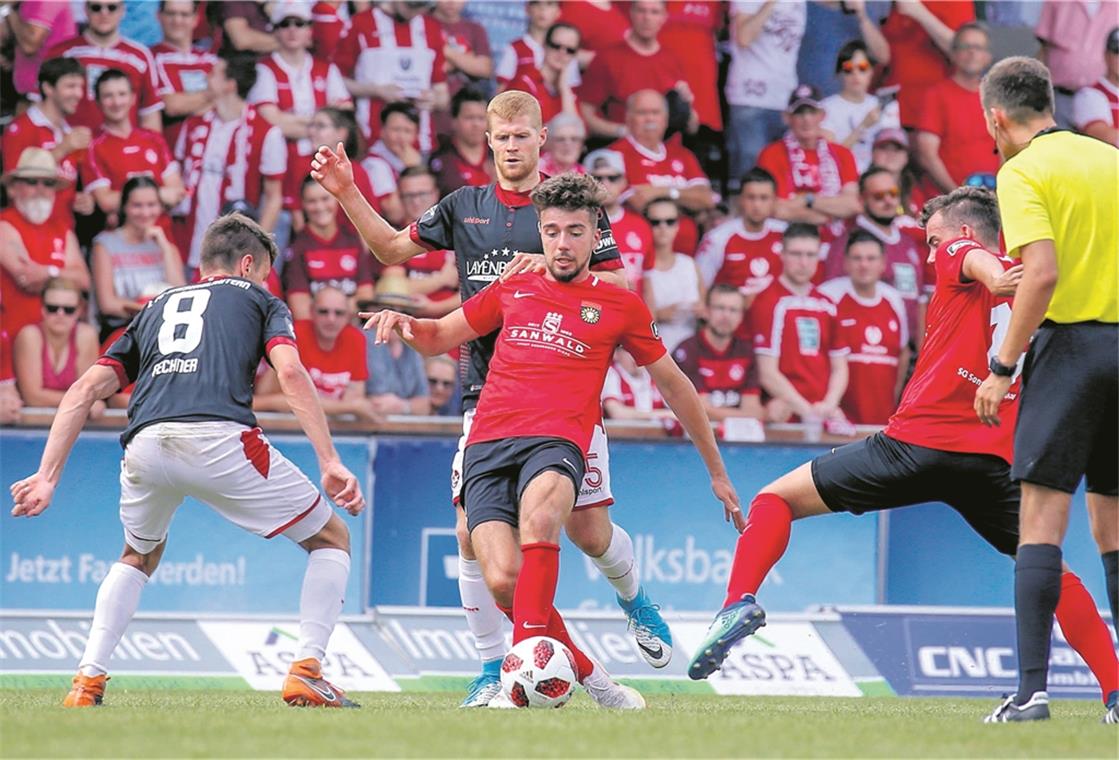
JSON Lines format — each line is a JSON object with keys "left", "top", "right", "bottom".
{"left": 283, "top": 226, "right": 375, "bottom": 298}
{"left": 559, "top": 1, "right": 628, "bottom": 54}
{"left": 47, "top": 34, "right": 165, "bottom": 130}
{"left": 886, "top": 238, "right": 1020, "bottom": 463}
{"left": 429, "top": 142, "right": 493, "bottom": 196}
{"left": 2, "top": 106, "right": 80, "bottom": 224}
{"left": 752, "top": 278, "right": 848, "bottom": 405}
{"left": 151, "top": 41, "right": 216, "bottom": 149}
{"left": 0, "top": 209, "right": 70, "bottom": 339}
{"left": 696, "top": 217, "right": 785, "bottom": 291}
{"left": 756, "top": 139, "right": 859, "bottom": 200}
{"left": 311, "top": 1, "right": 350, "bottom": 58}
{"left": 915, "top": 79, "right": 1001, "bottom": 185}
{"left": 293, "top": 320, "right": 368, "bottom": 400}
{"left": 608, "top": 208, "right": 655, "bottom": 293}
{"left": 463, "top": 273, "right": 665, "bottom": 451}
{"left": 661, "top": 0, "right": 723, "bottom": 131}
{"left": 819, "top": 278, "right": 908, "bottom": 425}
{"left": 502, "top": 69, "right": 572, "bottom": 125}
{"left": 404, "top": 249, "right": 458, "bottom": 303}
{"left": 672, "top": 330, "right": 760, "bottom": 408}
{"left": 578, "top": 40, "right": 686, "bottom": 125}
{"left": 81, "top": 127, "right": 177, "bottom": 194}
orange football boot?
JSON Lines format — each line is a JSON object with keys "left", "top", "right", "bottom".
{"left": 62, "top": 673, "right": 107, "bottom": 707}
{"left": 282, "top": 658, "right": 360, "bottom": 708}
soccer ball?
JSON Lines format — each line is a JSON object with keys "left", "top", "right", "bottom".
{"left": 500, "top": 636, "right": 577, "bottom": 708}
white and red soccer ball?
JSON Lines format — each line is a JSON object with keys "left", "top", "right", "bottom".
{"left": 500, "top": 636, "right": 577, "bottom": 708}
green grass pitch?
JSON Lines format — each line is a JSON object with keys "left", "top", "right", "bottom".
{"left": 0, "top": 689, "right": 1114, "bottom": 758}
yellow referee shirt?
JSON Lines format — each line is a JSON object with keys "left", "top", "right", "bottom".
{"left": 996, "top": 130, "right": 1119, "bottom": 324}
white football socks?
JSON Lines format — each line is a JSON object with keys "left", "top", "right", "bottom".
{"left": 458, "top": 555, "right": 507, "bottom": 663}
{"left": 296, "top": 548, "right": 350, "bottom": 662}
{"left": 591, "top": 523, "right": 640, "bottom": 602}
{"left": 79, "top": 562, "right": 148, "bottom": 676}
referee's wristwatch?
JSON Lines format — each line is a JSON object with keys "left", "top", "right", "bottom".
{"left": 988, "top": 356, "right": 1016, "bottom": 377}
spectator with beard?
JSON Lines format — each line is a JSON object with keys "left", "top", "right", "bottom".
{"left": 585, "top": 149, "right": 654, "bottom": 293}
{"left": 429, "top": 88, "right": 494, "bottom": 196}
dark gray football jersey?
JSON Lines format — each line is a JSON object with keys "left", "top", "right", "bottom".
{"left": 409, "top": 183, "right": 622, "bottom": 407}
{"left": 99, "top": 276, "right": 296, "bottom": 446}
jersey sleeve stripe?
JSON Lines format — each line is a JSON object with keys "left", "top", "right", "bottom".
{"left": 589, "top": 258, "right": 624, "bottom": 272}
{"left": 407, "top": 221, "right": 437, "bottom": 251}
{"left": 264, "top": 336, "right": 297, "bottom": 357}
{"left": 96, "top": 356, "right": 130, "bottom": 389}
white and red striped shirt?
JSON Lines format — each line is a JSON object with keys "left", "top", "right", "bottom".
{"left": 602, "top": 362, "right": 666, "bottom": 413}
{"left": 495, "top": 34, "right": 581, "bottom": 88}
{"left": 337, "top": 7, "right": 446, "bottom": 152}
{"left": 696, "top": 217, "right": 786, "bottom": 292}
{"left": 1074, "top": 77, "right": 1119, "bottom": 144}
{"left": 607, "top": 207, "right": 655, "bottom": 293}
{"left": 47, "top": 33, "right": 165, "bottom": 130}
{"left": 151, "top": 41, "right": 216, "bottom": 149}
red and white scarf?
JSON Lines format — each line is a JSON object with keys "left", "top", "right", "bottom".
{"left": 782, "top": 131, "right": 842, "bottom": 197}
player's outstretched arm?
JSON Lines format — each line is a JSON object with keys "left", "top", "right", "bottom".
{"left": 646, "top": 354, "right": 746, "bottom": 532}
{"left": 360, "top": 308, "right": 480, "bottom": 357}
{"left": 268, "top": 343, "right": 365, "bottom": 515}
{"left": 10, "top": 364, "right": 121, "bottom": 518}
{"left": 311, "top": 142, "right": 424, "bottom": 266}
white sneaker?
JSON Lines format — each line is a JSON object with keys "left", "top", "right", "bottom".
{"left": 581, "top": 666, "right": 646, "bottom": 710}
{"left": 486, "top": 689, "right": 517, "bottom": 709}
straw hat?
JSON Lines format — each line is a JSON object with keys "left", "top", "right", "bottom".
{"left": 1, "top": 147, "right": 70, "bottom": 187}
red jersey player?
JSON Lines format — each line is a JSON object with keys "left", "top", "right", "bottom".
{"left": 686, "top": 188, "right": 1119, "bottom": 716}
{"left": 363, "top": 173, "right": 742, "bottom": 710}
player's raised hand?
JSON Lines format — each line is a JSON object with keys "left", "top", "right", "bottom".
{"left": 712, "top": 474, "right": 746, "bottom": 532}
{"left": 500, "top": 252, "right": 546, "bottom": 280}
{"left": 321, "top": 460, "right": 365, "bottom": 515}
{"left": 992, "top": 264, "right": 1024, "bottom": 297}
{"left": 359, "top": 309, "right": 416, "bottom": 345}
{"left": 10, "top": 473, "right": 55, "bottom": 518}
{"left": 311, "top": 141, "right": 354, "bottom": 198}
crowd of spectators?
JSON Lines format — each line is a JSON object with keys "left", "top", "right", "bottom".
{"left": 1, "top": 0, "right": 1117, "bottom": 437}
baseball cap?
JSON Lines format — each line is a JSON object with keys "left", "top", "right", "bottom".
{"left": 786, "top": 84, "right": 823, "bottom": 113}
{"left": 270, "top": 1, "right": 312, "bottom": 24}
{"left": 873, "top": 127, "right": 910, "bottom": 150}
{"left": 582, "top": 149, "right": 625, "bottom": 176}
{"left": 1107, "top": 27, "right": 1118, "bottom": 54}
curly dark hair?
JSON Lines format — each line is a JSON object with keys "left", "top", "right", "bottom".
{"left": 530, "top": 172, "right": 608, "bottom": 221}
{"left": 919, "top": 186, "right": 1001, "bottom": 246}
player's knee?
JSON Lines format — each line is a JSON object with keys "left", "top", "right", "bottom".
{"left": 482, "top": 563, "right": 517, "bottom": 608}
{"left": 566, "top": 515, "right": 610, "bottom": 557}
{"left": 301, "top": 515, "right": 351, "bottom": 553}
{"left": 521, "top": 508, "right": 565, "bottom": 545}
{"left": 119, "top": 542, "right": 163, "bottom": 577}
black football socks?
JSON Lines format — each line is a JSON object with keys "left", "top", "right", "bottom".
{"left": 1103, "top": 550, "right": 1118, "bottom": 639}
{"left": 1014, "top": 543, "right": 1063, "bottom": 705}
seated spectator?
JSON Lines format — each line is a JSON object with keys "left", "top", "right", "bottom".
{"left": 821, "top": 40, "right": 901, "bottom": 173}
{"left": 602, "top": 347, "right": 673, "bottom": 421}
{"left": 361, "top": 102, "right": 424, "bottom": 225}
{"left": 725, "top": 0, "right": 807, "bottom": 184}
{"left": 502, "top": 22, "right": 581, "bottom": 124}
{"left": 869, "top": 128, "right": 934, "bottom": 221}
{"left": 249, "top": 1, "right": 351, "bottom": 228}
{"left": 431, "top": 0, "right": 494, "bottom": 124}
{"left": 1073, "top": 28, "right": 1119, "bottom": 147}
{"left": 13, "top": 278, "right": 102, "bottom": 413}
{"left": 83, "top": 69, "right": 186, "bottom": 222}
{"left": 47, "top": 0, "right": 164, "bottom": 131}
{"left": 642, "top": 198, "right": 704, "bottom": 352}
{"left": 338, "top": 2, "right": 449, "bottom": 154}
{"left": 696, "top": 167, "right": 786, "bottom": 307}
{"left": 757, "top": 84, "right": 860, "bottom": 241}
{"left": 91, "top": 177, "right": 185, "bottom": 341}
{"left": 282, "top": 176, "right": 375, "bottom": 320}
{"left": 254, "top": 286, "right": 378, "bottom": 421}
{"left": 396, "top": 168, "right": 460, "bottom": 318}
{"left": 824, "top": 167, "right": 925, "bottom": 344}
{"left": 539, "top": 113, "right": 587, "bottom": 177}
{"left": 0, "top": 329, "right": 22, "bottom": 425}
{"left": 429, "top": 87, "right": 495, "bottom": 196}
{"left": 153, "top": 0, "right": 218, "bottom": 150}
{"left": 752, "top": 223, "right": 849, "bottom": 423}
{"left": 820, "top": 231, "right": 909, "bottom": 425}
{"left": 558, "top": 0, "right": 628, "bottom": 65}
{"left": 495, "top": 1, "right": 578, "bottom": 87}
{"left": 3, "top": 57, "right": 92, "bottom": 226}
{"left": 307, "top": 106, "right": 381, "bottom": 225}
{"left": 425, "top": 354, "right": 462, "bottom": 416}
{"left": 578, "top": 0, "right": 695, "bottom": 140}
{"left": 174, "top": 51, "right": 286, "bottom": 275}
{"left": 362, "top": 274, "right": 432, "bottom": 416}
{"left": 609, "top": 89, "right": 714, "bottom": 255}
{"left": 215, "top": 0, "right": 277, "bottom": 54}
{"left": 584, "top": 149, "right": 653, "bottom": 292}
{"left": 672, "top": 285, "right": 765, "bottom": 422}
{"left": 1036, "top": 0, "right": 1114, "bottom": 128}
{"left": 7, "top": 0, "right": 77, "bottom": 101}
{"left": 915, "top": 22, "right": 998, "bottom": 194}
{"left": 0, "top": 149, "right": 91, "bottom": 340}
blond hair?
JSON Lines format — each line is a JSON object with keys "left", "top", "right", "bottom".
{"left": 486, "top": 90, "right": 542, "bottom": 131}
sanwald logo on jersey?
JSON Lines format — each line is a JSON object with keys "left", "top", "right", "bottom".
{"left": 506, "top": 326, "right": 591, "bottom": 357}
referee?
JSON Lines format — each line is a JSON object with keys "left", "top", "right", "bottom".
{"left": 975, "top": 57, "right": 1118, "bottom": 723}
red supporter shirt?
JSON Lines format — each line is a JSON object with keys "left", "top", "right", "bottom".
{"left": 672, "top": 330, "right": 760, "bottom": 409}
{"left": 0, "top": 329, "right": 13, "bottom": 384}
{"left": 608, "top": 208, "right": 655, "bottom": 293}
{"left": 81, "top": 127, "right": 177, "bottom": 194}
{"left": 0, "top": 209, "right": 70, "bottom": 339}
{"left": 886, "top": 238, "right": 1019, "bottom": 463}
{"left": 752, "top": 278, "right": 848, "bottom": 405}
{"left": 881, "top": 1, "right": 976, "bottom": 127}
{"left": 311, "top": 1, "right": 350, "bottom": 58}
{"left": 47, "top": 34, "right": 165, "bottom": 131}
{"left": 696, "top": 217, "right": 785, "bottom": 292}
{"left": 916, "top": 79, "right": 1000, "bottom": 185}
{"left": 462, "top": 272, "right": 665, "bottom": 452}
{"left": 756, "top": 139, "right": 859, "bottom": 200}
{"left": 151, "top": 41, "right": 216, "bottom": 149}
{"left": 578, "top": 40, "right": 686, "bottom": 125}
{"left": 429, "top": 142, "right": 494, "bottom": 196}
{"left": 559, "top": 2, "right": 628, "bottom": 55}
{"left": 282, "top": 226, "right": 375, "bottom": 298}
{"left": 2, "top": 106, "right": 80, "bottom": 224}
{"left": 661, "top": 1, "right": 723, "bottom": 131}
{"left": 503, "top": 69, "right": 573, "bottom": 125}
{"left": 293, "top": 320, "right": 368, "bottom": 400}
{"left": 819, "top": 278, "right": 908, "bottom": 425}
{"left": 403, "top": 249, "right": 457, "bottom": 303}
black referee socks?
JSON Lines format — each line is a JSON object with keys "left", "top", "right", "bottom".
{"left": 1015, "top": 543, "right": 1063, "bottom": 704}
{"left": 1104, "top": 550, "right": 1118, "bottom": 639}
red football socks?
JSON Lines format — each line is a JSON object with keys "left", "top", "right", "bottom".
{"left": 723, "top": 493, "right": 793, "bottom": 608}
{"left": 513, "top": 542, "right": 560, "bottom": 645}
{"left": 1054, "top": 571, "right": 1119, "bottom": 703}
{"left": 546, "top": 608, "right": 595, "bottom": 681}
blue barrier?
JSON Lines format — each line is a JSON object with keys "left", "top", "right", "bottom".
{"left": 0, "top": 430, "right": 370, "bottom": 613}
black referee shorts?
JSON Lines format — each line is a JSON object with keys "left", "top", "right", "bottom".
{"left": 812, "top": 432, "right": 1020, "bottom": 555}
{"left": 1012, "top": 321, "right": 1118, "bottom": 496}
{"left": 461, "top": 437, "right": 585, "bottom": 533}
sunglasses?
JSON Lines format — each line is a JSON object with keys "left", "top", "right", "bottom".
{"left": 869, "top": 188, "right": 900, "bottom": 201}
{"left": 547, "top": 42, "right": 578, "bottom": 55}
{"left": 89, "top": 3, "right": 120, "bottom": 13}
{"left": 841, "top": 60, "right": 872, "bottom": 74}
{"left": 964, "top": 173, "right": 997, "bottom": 190}
{"left": 15, "top": 177, "right": 58, "bottom": 188}
{"left": 592, "top": 174, "right": 623, "bottom": 184}
{"left": 276, "top": 18, "right": 311, "bottom": 29}
{"left": 427, "top": 377, "right": 454, "bottom": 388}
{"left": 647, "top": 218, "right": 678, "bottom": 227}
{"left": 315, "top": 307, "right": 347, "bottom": 317}
{"left": 44, "top": 303, "right": 78, "bottom": 315}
